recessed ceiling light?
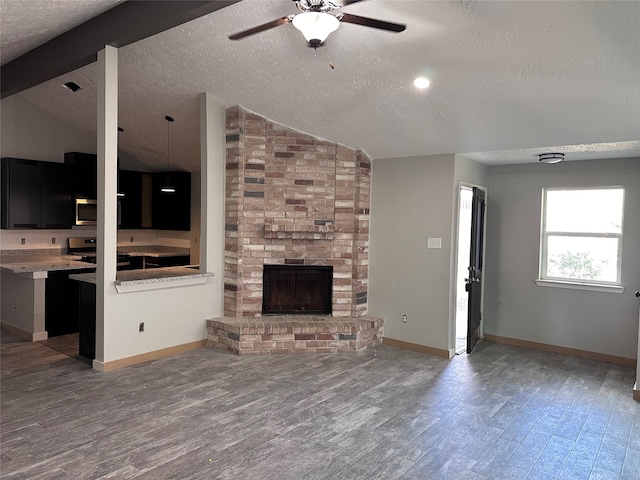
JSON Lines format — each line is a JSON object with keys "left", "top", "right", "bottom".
{"left": 62, "top": 81, "right": 82, "bottom": 93}
{"left": 413, "top": 77, "right": 430, "bottom": 89}
{"left": 539, "top": 153, "right": 564, "bottom": 164}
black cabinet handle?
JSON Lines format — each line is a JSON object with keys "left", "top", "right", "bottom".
{"left": 14, "top": 223, "right": 38, "bottom": 228}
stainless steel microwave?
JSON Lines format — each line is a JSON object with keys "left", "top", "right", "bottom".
{"left": 75, "top": 198, "right": 97, "bottom": 225}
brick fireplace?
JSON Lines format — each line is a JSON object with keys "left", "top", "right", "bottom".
{"left": 223, "top": 106, "right": 371, "bottom": 319}
{"left": 208, "top": 106, "right": 382, "bottom": 355}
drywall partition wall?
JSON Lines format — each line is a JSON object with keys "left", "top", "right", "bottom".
{"left": 484, "top": 158, "right": 640, "bottom": 359}
{"left": 0, "top": 95, "right": 95, "bottom": 161}
{"left": 369, "top": 154, "right": 455, "bottom": 354}
{"left": 96, "top": 95, "right": 226, "bottom": 365}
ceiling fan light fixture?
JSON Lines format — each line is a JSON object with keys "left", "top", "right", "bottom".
{"left": 292, "top": 11, "right": 339, "bottom": 47}
{"left": 539, "top": 153, "right": 564, "bottom": 164}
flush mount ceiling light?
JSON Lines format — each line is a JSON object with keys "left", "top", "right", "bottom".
{"left": 160, "top": 115, "right": 176, "bottom": 194}
{"left": 413, "top": 77, "right": 430, "bottom": 89}
{"left": 539, "top": 153, "right": 565, "bottom": 164}
{"left": 292, "top": 11, "right": 340, "bottom": 48}
{"left": 62, "top": 81, "right": 82, "bottom": 93}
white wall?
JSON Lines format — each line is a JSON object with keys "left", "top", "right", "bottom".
{"left": 99, "top": 95, "right": 225, "bottom": 364}
{"left": 1, "top": 95, "right": 96, "bottom": 161}
{"left": 484, "top": 158, "right": 640, "bottom": 359}
{"left": 369, "top": 155, "right": 456, "bottom": 352}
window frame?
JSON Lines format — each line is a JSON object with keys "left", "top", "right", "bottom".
{"left": 537, "top": 186, "right": 625, "bottom": 293}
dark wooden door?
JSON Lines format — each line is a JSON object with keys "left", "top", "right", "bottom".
{"left": 466, "top": 187, "right": 485, "bottom": 353}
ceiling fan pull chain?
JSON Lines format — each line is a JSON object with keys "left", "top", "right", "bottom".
{"left": 319, "top": 48, "right": 335, "bottom": 70}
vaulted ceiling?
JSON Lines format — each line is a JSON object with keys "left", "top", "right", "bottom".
{"left": 1, "top": 0, "right": 639, "bottom": 172}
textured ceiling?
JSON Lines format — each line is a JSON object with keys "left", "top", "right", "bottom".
{"left": 4, "top": 0, "right": 640, "bottom": 172}
{"left": 0, "top": 0, "right": 124, "bottom": 65}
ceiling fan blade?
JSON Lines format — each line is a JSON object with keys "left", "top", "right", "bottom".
{"left": 339, "top": 13, "right": 406, "bottom": 33}
{"left": 340, "top": 0, "right": 366, "bottom": 5}
{"left": 229, "top": 16, "right": 292, "bottom": 40}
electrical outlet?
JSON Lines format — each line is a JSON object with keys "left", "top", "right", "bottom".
{"left": 21, "top": 238, "right": 25, "bottom": 245}
{"left": 51, "top": 237, "right": 56, "bottom": 245}
{"left": 194, "top": 237, "right": 198, "bottom": 245}
{"left": 402, "top": 314, "right": 408, "bottom": 324}
{"left": 139, "top": 322, "right": 144, "bottom": 333}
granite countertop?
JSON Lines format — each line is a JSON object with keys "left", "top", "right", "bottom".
{"left": 126, "top": 251, "right": 190, "bottom": 258}
{"left": 0, "top": 255, "right": 93, "bottom": 274}
{"left": 69, "top": 266, "right": 212, "bottom": 291}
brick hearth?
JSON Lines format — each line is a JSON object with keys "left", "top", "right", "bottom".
{"left": 207, "top": 316, "right": 383, "bottom": 355}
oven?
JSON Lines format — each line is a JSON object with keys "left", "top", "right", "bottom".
{"left": 68, "top": 237, "right": 131, "bottom": 270}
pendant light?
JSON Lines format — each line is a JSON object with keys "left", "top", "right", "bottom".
{"left": 160, "top": 115, "right": 175, "bottom": 193}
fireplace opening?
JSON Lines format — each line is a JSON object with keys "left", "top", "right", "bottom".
{"left": 262, "top": 265, "right": 333, "bottom": 315}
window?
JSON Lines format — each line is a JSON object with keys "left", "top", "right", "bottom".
{"left": 539, "top": 187, "right": 624, "bottom": 289}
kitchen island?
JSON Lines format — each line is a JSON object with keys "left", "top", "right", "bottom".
{"left": 1, "top": 251, "right": 211, "bottom": 341}
{"left": 0, "top": 253, "right": 96, "bottom": 340}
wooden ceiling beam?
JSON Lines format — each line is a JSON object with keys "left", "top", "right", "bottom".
{"left": 1, "top": 0, "right": 242, "bottom": 98}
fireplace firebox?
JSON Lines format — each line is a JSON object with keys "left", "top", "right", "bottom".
{"left": 262, "top": 265, "right": 333, "bottom": 315}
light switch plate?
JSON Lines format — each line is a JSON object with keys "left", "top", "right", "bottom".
{"left": 427, "top": 237, "right": 442, "bottom": 249}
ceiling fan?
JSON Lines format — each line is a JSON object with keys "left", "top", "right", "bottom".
{"left": 229, "top": 0, "right": 406, "bottom": 48}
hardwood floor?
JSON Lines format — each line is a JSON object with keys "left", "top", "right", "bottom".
{"left": 1, "top": 328, "right": 639, "bottom": 479}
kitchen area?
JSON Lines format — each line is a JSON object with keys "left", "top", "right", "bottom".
{"left": 0, "top": 149, "right": 209, "bottom": 363}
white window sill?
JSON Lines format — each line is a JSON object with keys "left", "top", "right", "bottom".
{"left": 535, "top": 279, "right": 624, "bottom": 294}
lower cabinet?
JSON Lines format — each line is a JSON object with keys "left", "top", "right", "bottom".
{"left": 45, "top": 269, "right": 93, "bottom": 337}
{"left": 78, "top": 282, "right": 96, "bottom": 361}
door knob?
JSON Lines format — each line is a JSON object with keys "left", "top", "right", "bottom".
{"left": 636, "top": 291, "right": 640, "bottom": 298}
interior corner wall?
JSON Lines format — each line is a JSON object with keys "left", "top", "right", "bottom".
{"left": 0, "top": 95, "right": 96, "bottom": 161}
{"left": 369, "top": 154, "right": 455, "bottom": 352}
{"left": 484, "top": 158, "right": 640, "bottom": 359}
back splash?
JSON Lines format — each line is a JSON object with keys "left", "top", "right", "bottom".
{"left": 1, "top": 228, "right": 190, "bottom": 252}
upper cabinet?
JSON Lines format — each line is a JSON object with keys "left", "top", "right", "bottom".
{"left": 64, "top": 152, "right": 97, "bottom": 200}
{"left": 41, "top": 162, "right": 72, "bottom": 228}
{"left": 1, "top": 158, "right": 72, "bottom": 229}
{"left": 118, "top": 170, "right": 144, "bottom": 229}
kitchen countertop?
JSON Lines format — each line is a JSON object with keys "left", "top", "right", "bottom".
{"left": 126, "top": 251, "right": 190, "bottom": 258}
{"left": 0, "top": 255, "right": 94, "bottom": 274}
{"left": 69, "top": 266, "right": 212, "bottom": 293}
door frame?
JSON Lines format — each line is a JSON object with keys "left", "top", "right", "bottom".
{"left": 449, "top": 181, "right": 488, "bottom": 357}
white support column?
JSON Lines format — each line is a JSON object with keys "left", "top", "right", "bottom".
{"left": 95, "top": 45, "right": 118, "bottom": 369}
{"left": 199, "top": 92, "right": 225, "bottom": 316}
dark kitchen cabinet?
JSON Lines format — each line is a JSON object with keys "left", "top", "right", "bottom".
{"left": 118, "top": 170, "right": 143, "bottom": 229}
{"left": 46, "top": 268, "right": 94, "bottom": 337}
{"left": 78, "top": 281, "right": 96, "bottom": 361}
{"left": 1, "top": 157, "right": 72, "bottom": 229}
{"left": 64, "top": 152, "right": 97, "bottom": 200}
{"left": 152, "top": 171, "right": 191, "bottom": 231}
{"left": 1, "top": 158, "right": 41, "bottom": 228}
{"left": 41, "top": 162, "right": 72, "bottom": 228}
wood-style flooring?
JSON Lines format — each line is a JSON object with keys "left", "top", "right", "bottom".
{"left": 1, "top": 328, "right": 639, "bottom": 479}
